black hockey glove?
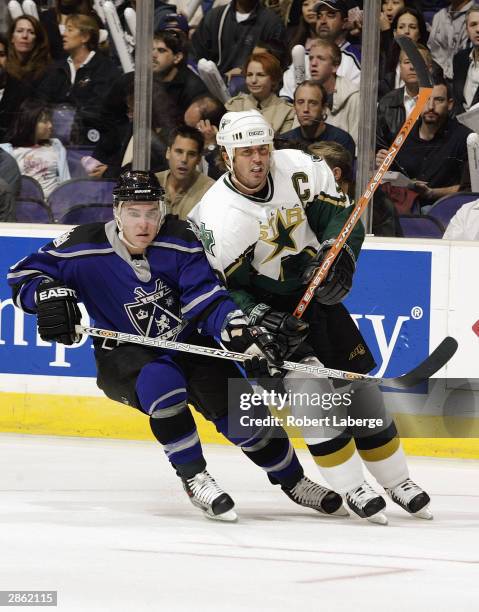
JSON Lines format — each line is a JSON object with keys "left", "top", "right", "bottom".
{"left": 302, "top": 242, "right": 356, "bottom": 306}
{"left": 221, "top": 310, "right": 284, "bottom": 368}
{"left": 248, "top": 304, "right": 309, "bottom": 359}
{"left": 36, "top": 280, "right": 82, "bottom": 345}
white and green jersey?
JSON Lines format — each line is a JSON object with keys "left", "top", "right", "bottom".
{"left": 188, "top": 149, "right": 364, "bottom": 315}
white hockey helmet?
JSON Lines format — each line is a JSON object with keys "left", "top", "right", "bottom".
{"left": 216, "top": 110, "right": 275, "bottom": 168}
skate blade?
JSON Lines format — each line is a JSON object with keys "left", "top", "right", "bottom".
{"left": 412, "top": 506, "right": 433, "bottom": 520}
{"left": 204, "top": 508, "right": 238, "bottom": 522}
{"left": 365, "top": 511, "right": 388, "bottom": 525}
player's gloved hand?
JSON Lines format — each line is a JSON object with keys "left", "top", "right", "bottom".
{"left": 243, "top": 355, "right": 285, "bottom": 393}
{"left": 35, "top": 280, "right": 81, "bottom": 345}
{"left": 248, "top": 303, "right": 309, "bottom": 359}
{"left": 221, "top": 310, "right": 284, "bottom": 369}
{"left": 302, "top": 242, "right": 356, "bottom": 306}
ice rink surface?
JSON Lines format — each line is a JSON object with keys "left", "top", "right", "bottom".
{"left": 1, "top": 434, "right": 478, "bottom": 612}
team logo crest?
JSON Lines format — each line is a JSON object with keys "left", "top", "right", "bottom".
{"left": 124, "top": 279, "right": 186, "bottom": 339}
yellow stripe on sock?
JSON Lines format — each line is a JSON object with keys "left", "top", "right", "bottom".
{"left": 357, "top": 436, "right": 400, "bottom": 462}
{"left": 312, "top": 438, "right": 356, "bottom": 468}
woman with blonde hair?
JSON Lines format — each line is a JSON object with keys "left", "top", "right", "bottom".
{"left": 7, "top": 15, "right": 52, "bottom": 90}
{"left": 225, "top": 52, "right": 295, "bottom": 134}
{"left": 38, "top": 14, "right": 120, "bottom": 145}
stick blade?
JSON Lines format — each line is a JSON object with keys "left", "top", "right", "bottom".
{"left": 386, "top": 336, "right": 458, "bottom": 389}
{"left": 396, "top": 36, "right": 433, "bottom": 89}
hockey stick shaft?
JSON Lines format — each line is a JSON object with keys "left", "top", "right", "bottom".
{"left": 293, "top": 37, "right": 433, "bottom": 318}
{"left": 76, "top": 325, "right": 457, "bottom": 388}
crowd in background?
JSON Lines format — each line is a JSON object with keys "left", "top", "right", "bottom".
{"left": 0, "top": 0, "right": 477, "bottom": 239}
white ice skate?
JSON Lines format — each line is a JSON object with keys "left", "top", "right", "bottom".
{"left": 345, "top": 481, "right": 388, "bottom": 525}
{"left": 182, "top": 470, "right": 237, "bottom": 522}
{"left": 282, "top": 476, "right": 349, "bottom": 516}
{"left": 385, "top": 478, "right": 433, "bottom": 519}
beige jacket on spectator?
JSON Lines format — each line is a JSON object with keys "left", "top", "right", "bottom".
{"left": 325, "top": 75, "right": 359, "bottom": 147}
{"left": 225, "top": 92, "right": 295, "bottom": 134}
{"left": 156, "top": 169, "right": 215, "bottom": 220}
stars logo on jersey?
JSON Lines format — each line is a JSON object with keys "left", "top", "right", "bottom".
{"left": 261, "top": 209, "right": 302, "bottom": 263}
{"left": 124, "top": 279, "right": 186, "bottom": 339}
{"left": 197, "top": 222, "right": 216, "bottom": 256}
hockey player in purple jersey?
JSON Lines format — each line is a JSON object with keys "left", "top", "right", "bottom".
{"left": 8, "top": 170, "right": 345, "bottom": 521}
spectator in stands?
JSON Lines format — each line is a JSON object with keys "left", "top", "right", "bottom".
{"left": 442, "top": 197, "right": 479, "bottom": 239}
{"left": 0, "top": 34, "right": 30, "bottom": 143}
{"left": 280, "top": 1, "right": 361, "bottom": 101}
{"left": 280, "top": 79, "right": 355, "bottom": 156}
{"left": 0, "top": 149, "right": 20, "bottom": 222}
{"left": 90, "top": 77, "right": 175, "bottom": 178}
{"left": 376, "top": 81, "right": 472, "bottom": 209}
{"left": 1, "top": 99, "right": 70, "bottom": 198}
{"left": 377, "top": 44, "right": 433, "bottom": 149}
{"left": 156, "top": 125, "right": 214, "bottom": 219}
{"left": 6, "top": 15, "right": 52, "bottom": 91}
{"left": 225, "top": 53, "right": 295, "bottom": 134}
{"left": 253, "top": 38, "right": 290, "bottom": 71}
{"left": 429, "top": 0, "right": 474, "bottom": 80}
{"left": 40, "top": 0, "right": 103, "bottom": 61}
{"left": 38, "top": 14, "right": 120, "bottom": 146}
{"left": 305, "top": 39, "right": 359, "bottom": 145}
{"left": 191, "top": 0, "right": 285, "bottom": 81}
{"left": 287, "top": 0, "right": 318, "bottom": 53}
{"left": 152, "top": 31, "right": 207, "bottom": 118}
{"left": 453, "top": 4, "right": 479, "bottom": 113}
{"left": 314, "top": 0, "right": 361, "bottom": 63}
{"left": 379, "top": 6, "right": 429, "bottom": 96}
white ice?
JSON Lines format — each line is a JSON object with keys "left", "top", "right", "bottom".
{"left": 1, "top": 434, "right": 478, "bottom": 612}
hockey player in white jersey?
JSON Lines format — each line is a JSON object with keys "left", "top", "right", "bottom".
{"left": 189, "top": 110, "right": 432, "bottom": 524}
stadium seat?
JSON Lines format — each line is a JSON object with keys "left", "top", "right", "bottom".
{"left": 427, "top": 192, "right": 479, "bottom": 230}
{"left": 398, "top": 214, "right": 445, "bottom": 238}
{"left": 15, "top": 199, "right": 53, "bottom": 223}
{"left": 66, "top": 146, "right": 95, "bottom": 179}
{"left": 19, "top": 175, "right": 45, "bottom": 201}
{"left": 59, "top": 204, "right": 113, "bottom": 225}
{"left": 47, "top": 178, "right": 116, "bottom": 222}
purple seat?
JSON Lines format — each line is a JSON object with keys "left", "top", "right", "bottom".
{"left": 47, "top": 178, "right": 116, "bottom": 222}
{"left": 427, "top": 192, "right": 479, "bottom": 230}
{"left": 399, "top": 214, "right": 444, "bottom": 238}
{"left": 15, "top": 199, "right": 53, "bottom": 223}
{"left": 59, "top": 204, "right": 113, "bottom": 225}
{"left": 20, "top": 176, "right": 45, "bottom": 201}
{"left": 66, "top": 146, "right": 95, "bottom": 179}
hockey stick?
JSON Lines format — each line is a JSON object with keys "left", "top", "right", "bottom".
{"left": 293, "top": 36, "right": 433, "bottom": 318}
{"left": 76, "top": 325, "right": 457, "bottom": 389}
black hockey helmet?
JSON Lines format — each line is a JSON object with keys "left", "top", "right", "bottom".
{"left": 113, "top": 170, "right": 164, "bottom": 206}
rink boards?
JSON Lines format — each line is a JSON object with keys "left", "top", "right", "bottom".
{"left": 0, "top": 224, "right": 478, "bottom": 458}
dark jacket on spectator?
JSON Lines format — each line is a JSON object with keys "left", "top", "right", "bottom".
{"left": 376, "top": 86, "right": 406, "bottom": 150}
{"left": 0, "top": 74, "right": 30, "bottom": 142}
{"left": 161, "top": 65, "right": 208, "bottom": 117}
{"left": 452, "top": 48, "right": 479, "bottom": 115}
{"left": 0, "top": 149, "right": 20, "bottom": 222}
{"left": 191, "top": 0, "right": 285, "bottom": 74}
{"left": 394, "top": 116, "right": 471, "bottom": 205}
{"left": 37, "top": 52, "right": 121, "bottom": 145}
{"left": 280, "top": 124, "right": 356, "bottom": 159}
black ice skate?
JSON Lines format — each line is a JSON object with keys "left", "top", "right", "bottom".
{"left": 182, "top": 470, "right": 237, "bottom": 522}
{"left": 282, "top": 476, "right": 349, "bottom": 516}
{"left": 345, "top": 481, "right": 388, "bottom": 525}
{"left": 385, "top": 478, "right": 433, "bottom": 519}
